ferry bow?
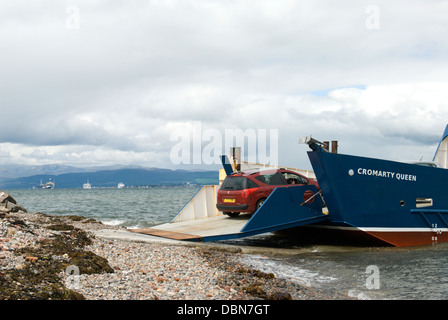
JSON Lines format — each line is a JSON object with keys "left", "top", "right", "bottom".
{"left": 302, "top": 124, "right": 448, "bottom": 247}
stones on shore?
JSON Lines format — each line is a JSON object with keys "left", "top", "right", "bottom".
{"left": 0, "top": 191, "right": 351, "bottom": 300}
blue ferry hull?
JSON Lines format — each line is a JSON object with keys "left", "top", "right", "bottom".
{"left": 307, "top": 151, "right": 448, "bottom": 247}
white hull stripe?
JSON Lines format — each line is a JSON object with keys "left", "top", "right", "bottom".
{"left": 306, "top": 225, "right": 448, "bottom": 232}
{"left": 359, "top": 227, "right": 448, "bottom": 232}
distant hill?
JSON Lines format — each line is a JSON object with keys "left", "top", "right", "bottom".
{"left": 0, "top": 164, "right": 150, "bottom": 179}
{"left": 1, "top": 167, "right": 218, "bottom": 189}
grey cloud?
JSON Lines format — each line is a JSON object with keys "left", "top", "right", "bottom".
{"left": 1, "top": 1, "right": 448, "bottom": 168}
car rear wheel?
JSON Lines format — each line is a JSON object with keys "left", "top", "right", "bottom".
{"left": 255, "top": 198, "right": 266, "bottom": 211}
{"left": 224, "top": 212, "right": 240, "bottom": 217}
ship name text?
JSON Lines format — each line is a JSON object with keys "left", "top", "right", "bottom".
{"left": 355, "top": 168, "right": 417, "bottom": 182}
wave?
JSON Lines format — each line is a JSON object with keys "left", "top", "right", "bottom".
{"left": 240, "top": 254, "right": 338, "bottom": 287}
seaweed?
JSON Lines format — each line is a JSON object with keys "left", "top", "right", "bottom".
{"left": 68, "top": 251, "right": 114, "bottom": 274}
{"left": 0, "top": 256, "right": 85, "bottom": 300}
{"left": 1, "top": 220, "right": 113, "bottom": 300}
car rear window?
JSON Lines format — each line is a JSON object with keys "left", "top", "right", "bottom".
{"left": 221, "top": 177, "right": 258, "bottom": 190}
{"left": 255, "top": 172, "right": 287, "bottom": 185}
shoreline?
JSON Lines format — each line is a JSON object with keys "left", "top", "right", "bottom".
{"left": 0, "top": 194, "right": 352, "bottom": 300}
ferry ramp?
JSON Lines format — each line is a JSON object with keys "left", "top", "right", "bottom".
{"left": 129, "top": 185, "right": 329, "bottom": 242}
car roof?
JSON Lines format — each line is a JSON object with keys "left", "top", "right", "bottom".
{"left": 229, "top": 168, "right": 295, "bottom": 177}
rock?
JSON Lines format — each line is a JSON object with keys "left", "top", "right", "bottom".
{"left": 0, "top": 191, "right": 16, "bottom": 204}
{"left": 0, "top": 192, "right": 27, "bottom": 213}
{"left": 5, "top": 202, "right": 27, "bottom": 213}
{"left": 25, "top": 256, "right": 38, "bottom": 263}
{"left": 15, "top": 263, "right": 26, "bottom": 270}
{"left": 0, "top": 206, "right": 11, "bottom": 213}
{"left": 267, "top": 292, "right": 293, "bottom": 300}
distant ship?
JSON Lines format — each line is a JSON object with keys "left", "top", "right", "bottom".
{"left": 82, "top": 179, "right": 92, "bottom": 189}
{"left": 117, "top": 182, "right": 125, "bottom": 189}
{"left": 37, "top": 178, "right": 55, "bottom": 189}
{"left": 45, "top": 179, "right": 55, "bottom": 189}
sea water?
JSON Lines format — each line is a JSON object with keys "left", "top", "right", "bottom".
{"left": 7, "top": 187, "right": 448, "bottom": 300}
{"left": 8, "top": 186, "right": 199, "bottom": 229}
{"left": 238, "top": 244, "right": 448, "bottom": 300}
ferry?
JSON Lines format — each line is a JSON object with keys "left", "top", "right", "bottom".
{"left": 130, "top": 126, "right": 448, "bottom": 248}
{"left": 300, "top": 124, "right": 448, "bottom": 247}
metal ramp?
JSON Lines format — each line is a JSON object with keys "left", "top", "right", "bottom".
{"left": 129, "top": 185, "right": 329, "bottom": 242}
{"left": 130, "top": 214, "right": 252, "bottom": 241}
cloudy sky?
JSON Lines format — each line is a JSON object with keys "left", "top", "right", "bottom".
{"left": 1, "top": 0, "right": 448, "bottom": 171}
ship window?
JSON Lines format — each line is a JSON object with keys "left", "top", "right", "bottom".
{"left": 400, "top": 200, "right": 405, "bottom": 207}
{"left": 416, "top": 198, "right": 433, "bottom": 208}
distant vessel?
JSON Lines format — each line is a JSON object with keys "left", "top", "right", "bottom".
{"left": 117, "top": 182, "right": 125, "bottom": 189}
{"left": 37, "top": 178, "right": 55, "bottom": 189}
{"left": 45, "top": 179, "right": 55, "bottom": 189}
{"left": 82, "top": 179, "right": 92, "bottom": 189}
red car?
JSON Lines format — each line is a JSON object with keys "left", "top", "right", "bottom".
{"left": 216, "top": 168, "right": 319, "bottom": 217}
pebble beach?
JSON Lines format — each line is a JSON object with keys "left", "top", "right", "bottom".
{"left": 0, "top": 192, "right": 351, "bottom": 300}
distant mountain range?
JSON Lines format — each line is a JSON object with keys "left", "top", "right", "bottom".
{"left": 0, "top": 164, "right": 218, "bottom": 189}
{"left": 0, "top": 164, "right": 151, "bottom": 179}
